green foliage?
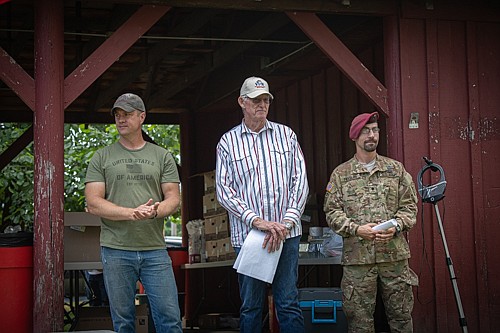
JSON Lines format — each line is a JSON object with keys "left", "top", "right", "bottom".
{"left": 0, "top": 123, "right": 34, "bottom": 231}
{"left": 64, "top": 123, "right": 117, "bottom": 212}
{"left": 0, "top": 122, "right": 181, "bottom": 234}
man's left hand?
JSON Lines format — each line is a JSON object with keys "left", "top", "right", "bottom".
{"left": 132, "top": 199, "right": 160, "bottom": 220}
{"left": 374, "top": 227, "right": 396, "bottom": 244}
{"left": 253, "top": 218, "right": 288, "bottom": 253}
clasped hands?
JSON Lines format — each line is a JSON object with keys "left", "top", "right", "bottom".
{"left": 253, "top": 218, "right": 291, "bottom": 253}
{"left": 357, "top": 222, "right": 396, "bottom": 244}
{"left": 132, "top": 198, "right": 160, "bottom": 220}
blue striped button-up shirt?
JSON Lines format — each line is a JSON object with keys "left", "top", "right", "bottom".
{"left": 216, "top": 120, "right": 309, "bottom": 247}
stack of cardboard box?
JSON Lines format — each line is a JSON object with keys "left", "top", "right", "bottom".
{"left": 202, "top": 171, "right": 235, "bottom": 262}
{"left": 74, "top": 303, "right": 149, "bottom": 332}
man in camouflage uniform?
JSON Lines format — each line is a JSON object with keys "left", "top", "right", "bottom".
{"left": 324, "top": 112, "right": 419, "bottom": 333}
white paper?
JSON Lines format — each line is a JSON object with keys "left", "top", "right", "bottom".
{"left": 372, "top": 219, "right": 398, "bottom": 231}
{"left": 233, "top": 228, "right": 283, "bottom": 283}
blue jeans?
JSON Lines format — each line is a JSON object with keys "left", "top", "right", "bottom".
{"left": 101, "top": 247, "right": 182, "bottom": 333}
{"left": 235, "top": 235, "right": 304, "bottom": 333}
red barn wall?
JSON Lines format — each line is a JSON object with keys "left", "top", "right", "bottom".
{"left": 400, "top": 18, "right": 500, "bottom": 333}
{"left": 185, "top": 44, "right": 387, "bottom": 320}
{"left": 189, "top": 53, "right": 384, "bottom": 224}
{"left": 186, "top": 9, "right": 500, "bottom": 333}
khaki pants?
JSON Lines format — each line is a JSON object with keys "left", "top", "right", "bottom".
{"left": 341, "top": 260, "right": 419, "bottom": 333}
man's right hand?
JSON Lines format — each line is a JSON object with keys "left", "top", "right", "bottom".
{"left": 132, "top": 199, "right": 160, "bottom": 220}
{"left": 252, "top": 218, "right": 288, "bottom": 253}
{"left": 356, "top": 223, "right": 378, "bottom": 241}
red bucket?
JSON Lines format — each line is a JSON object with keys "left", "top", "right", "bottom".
{"left": 0, "top": 232, "right": 33, "bottom": 333}
{"left": 167, "top": 247, "right": 188, "bottom": 289}
{"left": 167, "top": 247, "right": 188, "bottom": 317}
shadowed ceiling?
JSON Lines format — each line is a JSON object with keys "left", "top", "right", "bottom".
{"left": 0, "top": 1, "right": 384, "bottom": 124}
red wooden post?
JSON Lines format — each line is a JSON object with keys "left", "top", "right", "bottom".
{"left": 383, "top": 15, "right": 404, "bottom": 162}
{"left": 33, "top": 0, "right": 65, "bottom": 332}
{"left": 287, "top": 11, "right": 389, "bottom": 116}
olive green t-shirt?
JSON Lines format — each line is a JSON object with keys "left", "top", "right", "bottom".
{"left": 85, "top": 141, "right": 179, "bottom": 250}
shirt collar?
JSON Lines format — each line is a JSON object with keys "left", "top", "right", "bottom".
{"left": 351, "top": 154, "right": 387, "bottom": 174}
{"left": 240, "top": 119, "right": 273, "bottom": 135}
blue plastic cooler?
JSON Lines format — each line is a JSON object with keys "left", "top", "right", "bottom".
{"left": 299, "top": 287, "right": 347, "bottom": 333}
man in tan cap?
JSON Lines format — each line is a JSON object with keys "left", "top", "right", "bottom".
{"left": 324, "top": 112, "right": 419, "bottom": 332}
{"left": 216, "top": 77, "right": 309, "bottom": 332}
{"left": 85, "top": 93, "right": 182, "bottom": 333}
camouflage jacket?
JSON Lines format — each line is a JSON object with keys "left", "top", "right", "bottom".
{"left": 323, "top": 154, "right": 418, "bottom": 265}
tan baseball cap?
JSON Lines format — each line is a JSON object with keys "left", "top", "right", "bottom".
{"left": 240, "top": 76, "right": 274, "bottom": 99}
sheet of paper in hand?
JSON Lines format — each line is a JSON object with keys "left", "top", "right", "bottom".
{"left": 233, "top": 228, "right": 283, "bottom": 283}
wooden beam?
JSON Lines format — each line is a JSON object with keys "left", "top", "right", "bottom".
{"left": 94, "top": 9, "right": 215, "bottom": 111}
{"left": 63, "top": 5, "right": 171, "bottom": 109}
{"left": 401, "top": 1, "right": 500, "bottom": 22}
{"left": 384, "top": 15, "right": 403, "bottom": 160}
{"left": 0, "top": 125, "right": 33, "bottom": 171}
{"left": 149, "top": 12, "right": 290, "bottom": 108}
{"left": 287, "top": 11, "right": 388, "bottom": 116}
{"left": 106, "top": 0, "right": 397, "bottom": 15}
{"left": 0, "top": 47, "right": 35, "bottom": 111}
{"left": 33, "top": 0, "right": 65, "bottom": 331}
{"left": 194, "top": 56, "right": 268, "bottom": 110}
{"left": 64, "top": 111, "right": 181, "bottom": 124}
{"left": 0, "top": 110, "right": 180, "bottom": 124}
{"left": 466, "top": 20, "right": 488, "bottom": 333}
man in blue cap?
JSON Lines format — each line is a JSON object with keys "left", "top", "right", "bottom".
{"left": 324, "top": 112, "right": 419, "bottom": 332}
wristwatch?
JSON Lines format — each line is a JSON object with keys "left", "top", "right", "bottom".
{"left": 395, "top": 222, "right": 402, "bottom": 235}
{"left": 284, "top": 221, "right": 293, "bottom": 230}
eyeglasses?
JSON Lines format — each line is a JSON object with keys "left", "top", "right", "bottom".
{"left": 360, "top": 127, "right": 380, "bottom": 135}
{"left": 243, "top": 96, "right": 272, "bottom": 105}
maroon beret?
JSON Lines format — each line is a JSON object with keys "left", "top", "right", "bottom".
{"left": 349, "top": 112, "right": 379, "bottom": 140}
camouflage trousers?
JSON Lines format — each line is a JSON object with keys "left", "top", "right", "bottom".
{"left": 341, "top": 260, "right": 419, "bottom": 333}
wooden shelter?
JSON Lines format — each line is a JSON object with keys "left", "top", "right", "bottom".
{"left": 1, "top": 1, "right": 499, "bottom": 332}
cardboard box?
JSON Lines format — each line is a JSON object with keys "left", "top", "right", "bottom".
{"left": 203, "top": 192, "right": 225, "bottom": 217}
{"left": 204, "top": 213, "right": 229, "bottom": 240}
{"left": 74, "top": 304, "right": 148, "bottom": 332}
{"left": 135, "top": 303, "right": 149, "bottom": 333}
{"left": 205, "top": 237, "right": 235, "bottom": 262}
{"left": 218, "top": 237, "right": 235, "bottom": 260}
{"left": 64, "top": 212, "right": 102, "bottom": 265}
{"left": 299, "top": 288, "right": 347, "bottom": 333}
{"left": 198, "top": 313, "right": 220, "bottom": 329}
{"left": 205, "top": 239, "right": 220, "bottom": 262}
{"left": 203, "top": 170, "right": 216, "bottom": 193}
{"left": 198, "top": 313, "right": 239, "bottom": 329}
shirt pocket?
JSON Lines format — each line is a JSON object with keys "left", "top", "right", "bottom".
{"left": 378, "top": 175, "right": 399, "bottom": 210}
{"left": 342, "top": 182, "right": 365, "bottom": 218}
{"left": 232, "top": 152, "right": 254, "bottom": 176}
{"left": 269, "top": 145, "right": 291, "bottom": 172}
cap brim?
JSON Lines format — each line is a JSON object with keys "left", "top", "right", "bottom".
{"left": 245, "top": 91, "right": 274, "bottom": 99}
{"left": 111, "top": 104, "right": 142, "bottom": 115}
